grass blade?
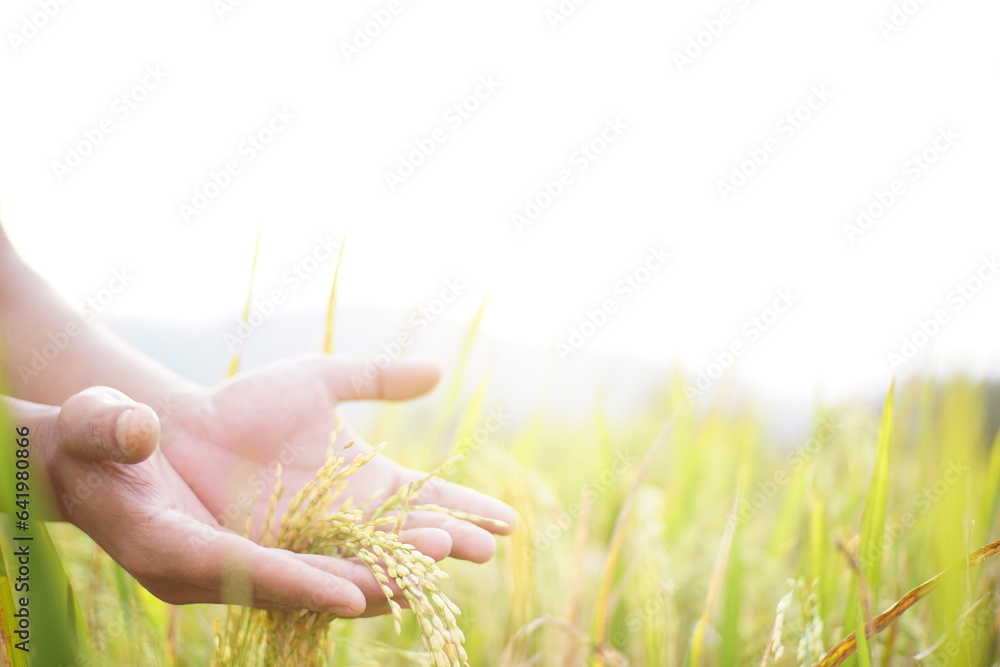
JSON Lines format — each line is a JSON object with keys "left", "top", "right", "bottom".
{"left": 429, "top": 293, "right": 490, "bottom": 450}
{"left": 322, "top": 234, "right": 347, "bottom": 355}
{"left": 850, "top": 381, "right": 895, "bottom": 662}
{"left": 227, "top": 224, "right": 263, "bottom": 377}
{"left": 978, "top": 425, "right": 1000, "bottom": 540}
{"left": 687, "top": 487, "right": 741, "bottom": 667}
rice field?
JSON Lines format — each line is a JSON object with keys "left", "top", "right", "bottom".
{"left": 4, "top": 351, "right": 1000, "bottom": 665}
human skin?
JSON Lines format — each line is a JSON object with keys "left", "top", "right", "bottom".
{"left": 0, "top": 221, "right": 518, "bottom": 617}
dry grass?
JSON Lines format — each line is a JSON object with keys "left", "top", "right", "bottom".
{"left": 815, "top": 537, "right": 1000, "bottom": 666}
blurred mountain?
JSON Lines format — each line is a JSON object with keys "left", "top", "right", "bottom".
{"left": 103, "top": 307, "right": 999, "bottom": 448}
{"left": 103, "top": 305, "right": 688, "bottom": 426}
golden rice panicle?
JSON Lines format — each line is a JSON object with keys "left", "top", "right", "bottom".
{"left": 318, "top": 519, "right": 469, "bottom": 667}
{"left": 217, "top": 439, "right": 480, "bottom": 667}
{"left": 762, "top": 579, "right": 798, "bottom": 666}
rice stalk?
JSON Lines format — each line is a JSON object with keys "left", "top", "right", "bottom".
{"left": 593, "top": 404, "right": 683, "bottom": 665}
{"left": 561, "top": 489, "right": 593, "bottom": 667}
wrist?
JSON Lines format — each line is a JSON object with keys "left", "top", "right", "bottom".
{"left": 2, "top": 397, "right": 64, "bottom": 521}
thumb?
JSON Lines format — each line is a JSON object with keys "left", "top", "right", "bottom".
{"left": 58, "top": 387, "right": 160, "bottom": 464}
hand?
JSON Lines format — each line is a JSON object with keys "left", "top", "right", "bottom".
{"left": 156, "top": 355, "right": 518, "bottom": 566}
{"left": 18, "top": 387, "right": 448, "bottom": 616}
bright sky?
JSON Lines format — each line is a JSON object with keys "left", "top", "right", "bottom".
{"left": 1, "top": 0, "right": 998, "bottom": 400}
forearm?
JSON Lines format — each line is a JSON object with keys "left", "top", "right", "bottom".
{"left": 0, "top": 226, "right": 200, "bottom": 407}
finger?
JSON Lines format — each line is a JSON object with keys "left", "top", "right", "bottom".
{"left": 302, "top": 528, "right": 453, "bottom": 586}
{"left": 155, "top": 513, "right": 367, "bottom": 615}
{"left": 294, "top": 552, "right": 403, "bottom": 618}
{"left": 398, "top": 527, "right": 453, "bottom": 562}
{"left": 309, "top": 357, "right": 441, "bottom": 401}
{"left": 58, "top": 387, "right": 159, "bottom": 464}
{"left": 416, "top": 478, "right": 521, "bottom": 535}
{"left": 399, "top": 511, "right": 499, "bottom": 564}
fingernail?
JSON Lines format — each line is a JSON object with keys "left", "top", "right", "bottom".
{"left": 313, "top": 594, "right": 360, "bottom": 616}
{"left": 321, "top": 590, "right": 363, "bottom": 617}
{"left": 330, "top": 603, "right": 361, "bottom": 617}
{"left": 115, "top": 408, "right": 135, "bottom": 461}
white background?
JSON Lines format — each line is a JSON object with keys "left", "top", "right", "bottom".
{"left": 1, "top": 0, "right": 998, "bottom": 402}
